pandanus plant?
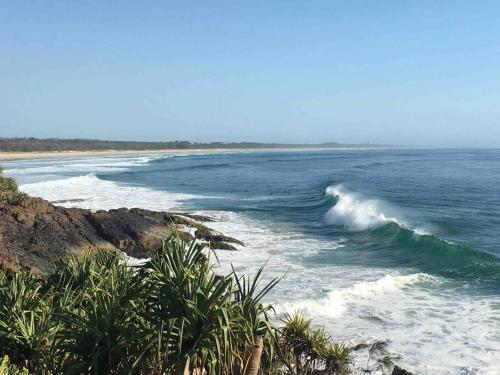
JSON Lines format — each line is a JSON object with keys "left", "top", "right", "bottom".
{"left": 0, "top": 270, "right": 59, "bottom": 374}
{"left": 54, "top": 252, "right": 149, "bottom": 374}
{"left": 142, "top": 237, "right": 237, "bottom": 374}
{"left": 141, "top": 237, "right": 279, "bottom": 375}
{"left": 0, "top": 355, "right": 29, "bottom": 375}
{"left": 231, "top": 266, "right": 279, "bottom": 375}
{"left": 279, "top": 311, "right": 352, "bottom": 374}
{"left": 0, "top": 235, "right": 349, "bottom": 374}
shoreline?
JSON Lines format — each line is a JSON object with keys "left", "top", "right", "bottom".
{"left": 0, "top": 146, "right": 394, "bottom": 161}
{"left": 0, "top": 148, "right": 239, "bottom": 161}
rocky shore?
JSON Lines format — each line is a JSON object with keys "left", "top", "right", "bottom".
{"left": 0, "top": 194, "right": 242, "bottom": 273}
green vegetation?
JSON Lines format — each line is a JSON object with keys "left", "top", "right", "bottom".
{"left": 0, "top": 237, "right": 352, "bottom": 374}
{"left": 0, "top": 137, "right": 378, "bottom": 153}
{"left": 279, "top": 313, "right": 352, "bottom": 375}
{"left": 0, "top": 167, "right": 28, "bottom": 204}
{"left": 0, "top": 356, "right": 29, "bottom": 375}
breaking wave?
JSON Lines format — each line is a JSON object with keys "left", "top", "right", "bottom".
{"left": 324, "top": 185, "right": 409, "bottom": 231}
{"left": 324, "top": 185, "right": 500, "bottom": 283}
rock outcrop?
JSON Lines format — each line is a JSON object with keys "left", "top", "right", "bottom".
{"left": 0, "top": 196, "right": 242, "bottom": 273}
{"left": 392, "top": 365, "right": 414, "bottom": 375}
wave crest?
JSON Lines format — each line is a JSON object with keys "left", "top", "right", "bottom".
{"left": 324, "top": 185, "right": 403, "bottom": 231}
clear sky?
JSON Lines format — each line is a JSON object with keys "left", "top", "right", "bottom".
{"left": 2, "top": 1, "right": 500, "bottom": 147}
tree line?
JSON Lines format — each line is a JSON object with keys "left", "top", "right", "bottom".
{"left": 0, "top": 138, "right": 375, "bottom": 153}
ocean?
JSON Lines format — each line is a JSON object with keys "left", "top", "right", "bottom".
{"left": 4, "top": 148, "right": 500, "bottom": 374}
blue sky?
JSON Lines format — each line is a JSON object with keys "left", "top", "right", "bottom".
{"left": 1, "top": 1, "right": 500, "bottom": 147}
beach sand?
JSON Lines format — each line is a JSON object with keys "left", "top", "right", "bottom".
{"left": 0, "top": 148, "right": 250, "bottom": 161}
{"left": 0, "top": 147, "right": 353, "bottom": 161}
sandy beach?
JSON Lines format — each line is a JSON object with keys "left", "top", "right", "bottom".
{"left": 0, "top": 148, "right": 254, "bottom": 161}
{"left": 0, "top": 147, "right": 371, "bottom": 161}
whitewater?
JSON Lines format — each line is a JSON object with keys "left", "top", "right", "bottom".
{"left": 4, "top": 149, "right": 500, "bottom": 374}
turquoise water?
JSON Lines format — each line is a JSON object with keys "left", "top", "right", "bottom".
{"left": 6, "top": 149, "right": 500, "bottom": 373}
{"left": 111, "top": 149, "right": 500, "bottom": 287}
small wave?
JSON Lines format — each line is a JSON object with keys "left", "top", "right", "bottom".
{"left": 161, "top": 162, "right": 235, "bottom": 172}
{"left": 146, "top": 154, "right": 176, "bottom": 163}
{"left": 4, "top": 155, "right": 168, "bottom": 176}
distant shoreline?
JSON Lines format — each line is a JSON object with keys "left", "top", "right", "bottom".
{"left": 0, "top": 146, "right": 394, "bottom": 161}
{"left": 0, "top": 148, "right": 229, "bottom": 161}
{"left": 0, "top": 137, "right": 392, "bottom": 160}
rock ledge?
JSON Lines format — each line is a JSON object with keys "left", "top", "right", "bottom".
{"left": 0, "top": 196, "right": 242, "bottom": 273}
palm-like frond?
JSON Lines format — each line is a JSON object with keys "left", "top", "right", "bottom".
{"left": 0, "top": 270, "right": 59, "bottom": 373}
{"left": 0, "top": 236, "right": 350, "bottom": 374}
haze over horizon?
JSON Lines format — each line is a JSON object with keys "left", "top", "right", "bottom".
{"left": 2, "top": 1, "right": 500, "bottom": 147}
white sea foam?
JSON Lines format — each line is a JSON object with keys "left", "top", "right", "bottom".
{"left": 324, "top": 185, "right": 402, "bottom": 231}
{"left": 20, "top": 174, "right": 201, "bottom": 211}
{"left": 324, "top": 185, "right": 432, "bottom": 236}
{"left": 274, "top": 269, "right": 500, "bottom": 374}
{"left": 276, "top": 273, "right": 437, "bottom": 318}
{"left": 120, "top": 252, "right": 150, "bottom": 267}
{"left": 4, "top": 155, "right": 172, "bottom": 176}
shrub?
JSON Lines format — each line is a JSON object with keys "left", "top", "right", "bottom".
{"left": 0, "top": 167, "right": 28, "bottom": 205}
{"left": 0, "top": 237, "right": 351, "bottom": 374}
{"left": 0, "top": 356, "right": 29, "bottom": 375}
{"left": 279, "top": 311, "right": 352, "bottom": 374}
{"left": 0, "top": 270, "right": 58, "bottom": 373}
{"left": 0, "top": 237, "right": 279, "bottom": 374}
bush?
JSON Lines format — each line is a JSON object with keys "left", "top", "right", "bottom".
{"left": 0, "top": 237, "right": 280, "bottom": 374}
{"left": 0, "top": 167, "right": 28, "bottom": 205}
{"left": 279, "top": 311, "right": 352, "bottom": 374}
{"left": 0, "top": 237, "right": 350, "bottom": 374}
{"left": 0, "top": 356, "right": 29, "bottom": 375}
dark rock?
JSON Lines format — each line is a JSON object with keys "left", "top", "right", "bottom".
{"left": 351, "top": 342, "right": 370, "bottom": 351}
{"left": 392, "top": 365, "right": 414, "bottom": 375}
{"left": 208, "top": 241, "right": 239, "bottom": 251}
{"left": 0, "top": 195, "right": 242, "bottom": 273}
